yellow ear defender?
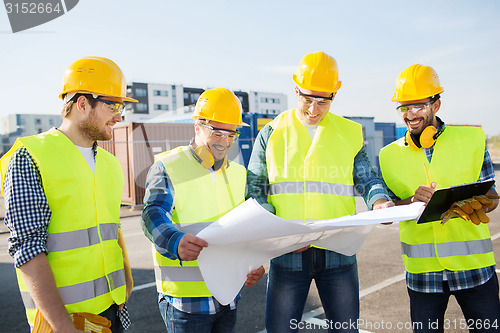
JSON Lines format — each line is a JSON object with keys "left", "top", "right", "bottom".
{"left": 193, "top": 145, "right": 214, "bottom": 169}
{"left": 404, "top": 117, "right": 445, "bottom": 149}
{"left": 189, "top": 143, "right": 227, "bottom": 170}
{"left": 405, "top": 126, "right": 438, "bottom": 149}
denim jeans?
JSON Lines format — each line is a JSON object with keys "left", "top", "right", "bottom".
{"left": 265, "top": 248, "right": 359, "bottom": 333}
{"left": 407, "top": 274, "right": 500, "bottom": 333}
{"left": 158, "top": 296, "right": 237, "bottom": 333}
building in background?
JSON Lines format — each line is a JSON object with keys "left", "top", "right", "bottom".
{"left": 248, "top": 91, "right": 287, "bottom": 116}
{"left": 1, "top": 114, "right": 61, "bottom": 155}
{"left": 124, "top": 82, "right": 288, "bottom": 123}
{"left": 124, "top": 82, "right": 185, "bottom": 123}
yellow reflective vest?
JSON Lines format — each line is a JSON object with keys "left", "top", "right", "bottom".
{"left": 379, "top": 126, "right": 494, "bottom": 273}
{"left": 0, "top": 129, "right": 126, "bottom": 326}
{"left": 266, "top": 109, "right": 363, "bottom": 224}
{"left": 153, "top": 146, "right": 246, "bottom": 297}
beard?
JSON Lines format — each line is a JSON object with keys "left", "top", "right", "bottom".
{"left": 405, "top": 114, "right": 434, "bottom": 135}
{"left": 78, "top": 108, "right": 113, "bottom": 142}
{"left": 209, "top": 143, "right": 229, "bottom": 161}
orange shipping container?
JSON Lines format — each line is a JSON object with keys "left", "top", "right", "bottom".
{"left": 99, "top": 122, "right": 194, "bottom": 208}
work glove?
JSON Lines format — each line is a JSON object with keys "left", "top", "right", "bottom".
{"left": 71, "top": 312, "right": 112, "bottom": 333}
{"left": 32, "top": 309, "right": 112, "bottom": 333}
{"left": 440, "top": 195, "right": 495, "bottom": 225}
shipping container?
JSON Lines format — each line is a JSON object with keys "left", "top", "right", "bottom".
{"left": 99, "top": 122, "right": 195, "bottom": 208}
{"left": 238, "top": 113, "right": 276, "bottom": 167}
{"left": 374, "top": 122, "right": 396, "bottom": 146}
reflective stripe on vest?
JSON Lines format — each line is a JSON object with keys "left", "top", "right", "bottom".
{"left": 402, "top": 239, "right": 493, "bottom": 258}
{"left": 20, "top": 269, "right": 125, "bottom": 309}
{"left": 0, "top": 129, "right": 126, "bottom": 325}
{"left": 174, "top": 222, "right": 213, "bottom": 235}
{"left": 155, "top": 266, "right": 204, "bottom": 282}
{"left": 153, "top": 146, "right": 246, "bottom": 297}
{"left": 266, "top": 110, "right": 362, "bottom": 223}
{"left": 270, "top": 181, "right": 354, "bottom": 196}
{"left": 20, "top": 291, "right": 36, "bottom": 310}
{"left": 379, "top": 126, "right": 494, "bottom": 273}
{"left": 47, "top": 223, "right": 118, "bottom": 252}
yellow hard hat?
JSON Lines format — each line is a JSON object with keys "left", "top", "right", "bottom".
{"left": 192, "top": 88, "right": 249, "bottom": 126}
{"left": 392, "top": 64, "right": 444, "bottom": 102}
{"left": 59, "top": 56, "right": 138, "bottom": 102}
{"left": 292, "top": 51, "right": 342, "bottom": 93}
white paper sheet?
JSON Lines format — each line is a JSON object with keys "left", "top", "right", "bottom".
{"left": 197, "top": 199, "right": 425, "bottom": 305}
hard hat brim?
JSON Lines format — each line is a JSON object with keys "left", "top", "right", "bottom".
{"left": 121, "top": 96, "right": 139, "bottom": 103}
{"left": 59, "top": 90, "right": 138, "bottom": 103}
{"left": 193, "top": 114, "right": 250, "bottom": 127}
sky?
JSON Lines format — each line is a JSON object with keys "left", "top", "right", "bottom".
{"left": 1, "top": 0, "right": 499, "bottom": 136}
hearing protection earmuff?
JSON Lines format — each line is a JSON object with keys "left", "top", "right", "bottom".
{"left": 404, "top": 118, "right": 445, "bottom": 149}
{"left": 188, "top": 141, "right": 227, "bottom": 170}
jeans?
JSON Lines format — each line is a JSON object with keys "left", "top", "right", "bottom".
{"left": 266, "top": 248, "right": 359, "bottom": 333}
{"left": 408, "top": 274, "right": 500, "bottom": 333}
{"left": 98, "top": 304, "right": 123, "bottom": 333}
{"left": 158, "top": 296, "right": 237, "bottom": 333}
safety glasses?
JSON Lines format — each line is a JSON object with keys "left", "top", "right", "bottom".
{"left": 397, "top": 101, "right": 434, "bottom": 116}
{"left": 198, "top": 122, "right": 240, "bottom": 140}
{"left": 298, "top": 90, "right": 333, "bottom": 108}
{"left": 95, "top": 98, "right": 125, "bottom": 116}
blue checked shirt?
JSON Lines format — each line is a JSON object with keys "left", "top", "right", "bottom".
{"left": 246, "top": 122, "right": 392, "bottom": 270}
{"left": 141, "top": 159, "right": 239, "bottom": 314}
{"left": 385, "top": 120, "right": 496, "bottom": 293}
{"left": 3, "top": 145, "right": 131, "bottom": 328}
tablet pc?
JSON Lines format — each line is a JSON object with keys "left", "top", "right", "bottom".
{"left": 417, "top": 179, "right": 495, "bottom": 223}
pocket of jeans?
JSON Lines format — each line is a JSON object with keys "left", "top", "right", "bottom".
{"left": 324, "top": 251, "right": 356, "bottom": 269}
{"left": 271, "top": 252, "right": 303, "bottom": 271}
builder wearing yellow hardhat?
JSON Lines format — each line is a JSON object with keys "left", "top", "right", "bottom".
{"left": 247, "top": 51, "right": 394, "bottom": 332}
{"left": 140, "top": 88, "right": 264, "bottom": 333}
{"left": 0, "top": 56, "right": 137, "bottom": 332}
{"left": 379, "top": 64, "right": 500, "bottom": 332}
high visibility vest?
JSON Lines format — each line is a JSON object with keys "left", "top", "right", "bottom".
{"left": 0, "top": 129, "right": 126, "bottom": 326}
{"left": 379, "top": 126, "right": 494, "bottom": 273}
{"left": 153, "top": 146, "right": 246, "bottom": 297}
{"left": 266, "top": 110, "right": 363, "bottom": 224}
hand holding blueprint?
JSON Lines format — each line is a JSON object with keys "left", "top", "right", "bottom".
{"left": 197, "top": 198, "right": 425, "bottom": 305}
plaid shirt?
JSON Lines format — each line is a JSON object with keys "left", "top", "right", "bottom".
{"left": 246, "top": 121, "right": 392, "bottom": 270}
{"left": 3, "top": 145, "right": 131, "bottom": 328}
{"left": 141, "top": 158, "right": 239, "bottom": 314}
{"left": 385, "top": 119, "right": 497, "bottom": 293}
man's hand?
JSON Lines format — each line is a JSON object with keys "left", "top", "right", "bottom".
{"left": 177, "top": 234, "right": 208, "bottom": 261}
{"left": 245, "top": 266, "right": 265, "bottom": 287}
{"left": 411, "top": 182, "right": 436, "bottom": 204}
{"left": 372, "top": 199, "right": 395, "bottom": 210}
{"left": 33, "top": 309, "right": 85, "bottom": 333}
{"left": 372, "top": 199, "right": 396, "bottom": 225}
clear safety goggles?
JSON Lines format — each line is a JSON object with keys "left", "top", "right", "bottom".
{"left": 397, "top": 101, "right": 434, "bottom": 116}
{"left": 95, "top": 98, "right": 126, "bottom": 116}
{"left": 298, "top": 90, "right": 333, "bottom": 108}
{"left": 198, "top": 122, "right": 240, "bottom": 140}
